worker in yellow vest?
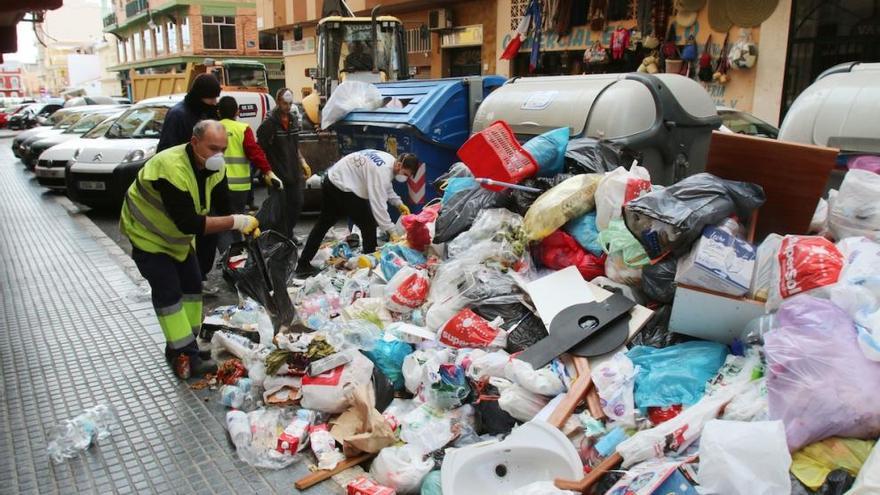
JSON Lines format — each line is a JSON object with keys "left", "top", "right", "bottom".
{"left": 217, "top": 95, "right": 281, "bottom": 255}
{"left": 120, "top": 120, "right": 260, "bottom": 379}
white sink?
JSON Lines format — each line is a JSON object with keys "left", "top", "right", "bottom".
{"left": 441, "top": 420, "right": 583, "bottom": 494}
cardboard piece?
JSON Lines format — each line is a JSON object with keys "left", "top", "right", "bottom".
{"left": 675, "top": 226, "right": 756, "bottom": 297}
{"left": 330, "top": 384, "right": 396, "bottom": 457}
{"left": 669, "top": 284, "right": 766, "bottom": 344}
{"left": 524, "top": 266, "right": 596, "bottom": 327}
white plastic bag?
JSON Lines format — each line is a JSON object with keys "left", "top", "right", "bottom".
{"left": 300, "top": 352, "right": 374, "bottom": 413}
{"left": 399, "top": 404, "right": 455, "bottom": 454}
{"left": 384, "top": 266, "right": 430, "bottom": 313}
{"left": 321, "top": 80, "right": 382, "bottom": 129}
{"left": 369, "top": 444, "right": 434, "bottom": 494}
{"left": 464, "top": 349, "right": 510, "bottom": 381}
{"left": 848, "top": 440, "right": 880, "bottom": 494}
{"left": 697, "top": 420, "right": 791, "bottom": 495}
{"left": 749, "top": 233, "right": 783, "bottom": 300}
{"left": 510, "top": 481, "right": 577, "bottom": 495}
{"left": 829, "top": 236, "right": 880, "bottom": 361}
{"left": 590, "top": 352, "right": 637, "bottom": 428}
{"left": 828, "top": 169, "right": 880, "bottom": 241}
{"left": 401, "top": 348, "right": 452, "bottom": 394}
{"left": 595, "top": 164, "right": 651, "bottom": 231}
{"left": 721, "top": 378, "right": 768, "bottom": 421}
{"left": 505, "top": 359, "right": 565, "bottom": 396}
{"left": 496, "top": 379, "right": 550, "bottom": 422}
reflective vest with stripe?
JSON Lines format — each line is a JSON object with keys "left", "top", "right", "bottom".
{"left": 220, "top": 118, "right": 251, "bottom": 192}
{"left": 119, "top": 144, "right": 226, "bottom": 262}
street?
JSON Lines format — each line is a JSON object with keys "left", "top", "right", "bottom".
{"left": 0, "top": 134, "right": 343, "bottom": 495}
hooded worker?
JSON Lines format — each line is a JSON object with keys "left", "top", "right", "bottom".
{"left": 256, "top": 88, "right": 311, "bottom": 241}
{"left": 120, "top": 120, "right": 260, "bottom": 379}
{"left": 294, "top": 150, "right": 418, "bottom": 277}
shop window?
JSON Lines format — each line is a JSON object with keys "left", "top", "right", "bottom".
{"left": 259, "top": 32, "right": 283, "bottom": 51}
{"left": 202, "top": 16, "right": 236, "bottom": 50}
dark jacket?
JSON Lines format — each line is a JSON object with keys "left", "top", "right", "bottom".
{"left": 256, "top": 108, "right": 303, "bottom": 186}
{"left": 157, "top": 97, "right": 219, "bottom": 152}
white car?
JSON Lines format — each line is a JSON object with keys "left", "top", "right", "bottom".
{"left": 66, "top": 92, "right": 275, "bottom": 209}
{"left": 34, "top": 111, "right": 123, "bottom": 190}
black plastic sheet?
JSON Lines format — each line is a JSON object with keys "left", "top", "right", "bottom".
{"left": 642, "top": 258, "right": 678, "bottom": 304}
{"left": 564, "top": 137, "right": 631, "bottom": 174}
{"left": 433, "top": 187, "right": 509, "bottom": 244}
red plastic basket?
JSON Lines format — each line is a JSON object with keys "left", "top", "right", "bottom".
{"left": 457, "top": 121, "right": 538, "bottom": 190}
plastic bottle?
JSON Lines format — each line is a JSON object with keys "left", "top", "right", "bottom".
{"left": 47, "top": 404, "right": 119, "bottom": 464}
{"left": 225, "top": 410, "right": 251, "bottom": 449}
{"left": 219, "top": 384, "right": 246, "bottom": 409}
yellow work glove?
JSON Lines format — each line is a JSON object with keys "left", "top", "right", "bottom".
{"left": 389, "top": 232, "right": 403, "bottom": 243}
{"left": 397, "top": 204, "right": 411, "bottom": 216}
{"left": 232, "top": 214, "right": 261, "bottom": 238}
{"left": 263, "top": 170, "right": 284, "bottom": 190}
{"left": 300, "top": 157, "right": 312, "bottom": 179}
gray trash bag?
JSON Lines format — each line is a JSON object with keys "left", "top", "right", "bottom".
{"left": 564, "top": 137, "right": 631, "bottom": 174}
{"left": 623, "top": 173, "right": 765, "bottom": 259}
{"left": 433, "top": 186, "right": 509, "bottom": 244}
{"left": 642, "top": 258, "right": 677, "bottom": 304}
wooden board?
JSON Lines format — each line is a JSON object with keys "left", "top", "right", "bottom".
{"left": 705, "top": 131, "right": 837, "bottom": 241}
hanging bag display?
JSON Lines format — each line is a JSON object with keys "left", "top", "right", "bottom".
{"left": 584, "top": 41, "right": 610, "bottom": 66}
{"left": 728, "top": 28, "right": 758, "bottom": 69}
{"left": 698, "top": 35, "right": 714, "bottom": 82}
{"left": 713, "top": 32, "right": 731, "bottom": 84}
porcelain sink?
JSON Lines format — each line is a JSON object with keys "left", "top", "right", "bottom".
{"left": 441, "top": 420, "right": 583, "bottom": 494}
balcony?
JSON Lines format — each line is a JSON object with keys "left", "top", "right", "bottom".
{"left": 125, "top": 0, "right": 148, "bottom": 18}
{"left": 103, "top": 12, "right": 117, "bottom": 27}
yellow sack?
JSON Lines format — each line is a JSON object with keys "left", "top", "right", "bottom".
{"left": 523, "top": 174, "right": 602, "bottom": 242}
{"left": 791, "top": 437, "right": 876, "bottom": 490}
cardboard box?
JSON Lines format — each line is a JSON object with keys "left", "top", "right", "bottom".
{"left": 675, "top": 226, "right": 756, "bottom": 297}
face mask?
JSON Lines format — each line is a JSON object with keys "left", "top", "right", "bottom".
{"left": 282, "top": 91, "right": 294, "bottom": 103}
{"left": 394, "top": 174, "right": 408, "bottom": 183}
{"left": 204, "top": 152, "right": 225, "bottom": 171}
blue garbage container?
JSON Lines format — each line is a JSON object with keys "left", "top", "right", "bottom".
{"left": 334, "top": 76, "right": 505, "bottom": 212}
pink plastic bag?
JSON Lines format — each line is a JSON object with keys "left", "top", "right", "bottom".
{"left": 765, "top": 296, "right": 880, "bottom": 450}
{"left": 401, "top": 203, "right": 441, "bottom": 251}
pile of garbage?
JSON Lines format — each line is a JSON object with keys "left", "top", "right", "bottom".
{"left": 202, "top": 124, "right": 880, "bottom": 495}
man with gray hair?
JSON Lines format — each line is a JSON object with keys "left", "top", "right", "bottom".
{"left": 120, "top": 119, "right": 260, "bottom": 379}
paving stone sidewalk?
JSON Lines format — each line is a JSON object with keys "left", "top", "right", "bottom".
{"left": 0, "top": 137, "right": 342, "bottom": 495}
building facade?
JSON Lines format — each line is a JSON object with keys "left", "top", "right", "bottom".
{"left": 103, "top": 0, "right": 286, "bottom": 100}
{"left": 34, "top": 0, "right": 105, "bottom": 96}
{"left": 0, "top": 66, "right": 23, "bottom": 97}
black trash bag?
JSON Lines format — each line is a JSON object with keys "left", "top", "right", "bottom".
{"left": 255, "top": 188, "right": 289, "bottom": 236}
{"left": 791, "top": 469, "right": 856, "bottom": 495}
{"left": 564, "top": 137, "right": 631, "bottom": 174}
{"left": 509, "top": 174, "right": 574, "bottom": 216}
{"left": 642, "top": 258, "right": 678, "bottom": 304}
{"left": 593, "top": 469, "right": 626, "bottom": 494}
{"left": 473, "top": 381, "right": 518, "bottom": 435}
{"left": 472, "top": 301, "right": 549, "bottom": 353}
{"left": 433, "top": 186, "right": 509, "bottom": 244}
{"left": 623, "top": 173, "right": 766, "bottom": 260}
{"left": 222, "top": 230, "right": 297, "bottom": 331}
{"left": 371, "top": 363, "right": 395, "bottom": 413}
{"left": 629, "top": 305, "right": 692, "bottom": 348}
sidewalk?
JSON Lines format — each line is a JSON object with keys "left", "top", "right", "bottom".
{"left": 0, "top": 137, "right": 341, "bottom": 494}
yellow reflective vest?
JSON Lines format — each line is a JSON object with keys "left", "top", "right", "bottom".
{"left": 220, "top": 118, "right": 251, "bottom": 192}
{"left": 119, "top": 144, "right": 226, "bottom": 261}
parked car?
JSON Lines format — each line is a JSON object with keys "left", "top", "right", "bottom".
{"left": 112, "top": 97, "right": 132, "bottom": 105}
{"left": 27, "top": 107, "right": 126, "bottom": 171}
{"left": 63, "top": 95, "right": 118, "bottom": 108}
{"left": 0, "top": 104, "right": 27, "bottom": 128}
{"left": 67, "top": 92, "right": 274, "bottom": 209}
{"left": 717, "top": 106, "right": 779, "bottom": 139}
{"left": 12, "top": 107, "right": 87, "bottom": 158}
{"left": 35, "top": 111, "right": 124, "bottom": 190}
{"left": 18, "top": 106, "right": 122, "bottom": 167}
{"left": 8, "top": 100, "right": 64, "bottom": 130}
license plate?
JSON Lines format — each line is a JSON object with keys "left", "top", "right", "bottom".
{"left": 36, "top": 168, "right": 64, "bottom": 178}
{"left": 79, "top": 181, "right": 106, "bottom": 191}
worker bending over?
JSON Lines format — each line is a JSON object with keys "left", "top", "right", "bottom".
{"left": 120, "top": 120, "right": 260, "bottom": 379}
{"left": 257, "top": 88, "right": 311, "bottom": 241}
{"left": 217, "top": 95, "right": 282, "bottom": 254}
{"left": 295, "top": 150, "right": 419, "bottom": 276}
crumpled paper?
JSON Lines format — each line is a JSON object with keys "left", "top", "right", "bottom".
{"left": 330, "top": 384, "right": 396, "bottom": 457}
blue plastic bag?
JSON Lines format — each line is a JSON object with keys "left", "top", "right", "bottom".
{"left": 441, "top": 177, "right": 477, "bottom": 204}
{"left": 564, "top": 211, "right": 604, "bottom": 257}
{"left": 380, "top": 244, "right": 427, "bottom": 280}
{"left": 627, "top": 341, "right": 728, "bottom": 409}
{"left": 523, "top": 127, "right": 569, "bottom": 177}
{"left": 364, "top": 336, "right": 414, "bottom": 391}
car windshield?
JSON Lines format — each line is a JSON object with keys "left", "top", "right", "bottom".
{"left": 65, "top": 112, "right": 115, "bottom": 134}
{"left": 720, "top": 110, "right": 779, "bottom": 139}
{"left": 55, "top": 113, "right": 85, "bottom": 130}
{"left": 82, "top": 115, "right": 118, "bottom": 139}
{"left": 107, "top": 106, "right": 169, "bottom": 139}
{"left": 225, "top": 66, "right": 268, "bottom": 88}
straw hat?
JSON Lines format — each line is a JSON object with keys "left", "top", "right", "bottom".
{"left": 675, "top": 3, "right": 698, "bottom": 28}
{"left": 678, "top": 0, "right": 707, "bottom": 10}
{"left": 708, "top": 0, "right": 733, "bottom": 32}
{"left": 727, "top": 0, "right": 779, "bottom": 27}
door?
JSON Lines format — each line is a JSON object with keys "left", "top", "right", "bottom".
{"left": 447, "top": 47, "right": 482, "bottom": 77}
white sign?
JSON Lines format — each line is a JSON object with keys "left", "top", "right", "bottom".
{"left": 283, "top": 37, "right": 315, "bottom": 56}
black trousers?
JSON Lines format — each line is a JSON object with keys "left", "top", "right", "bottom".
{"left": 282, "top": 179, "right": 304, "bottom": 240}
{"left": 131, "top": 246, "right": 202, "bottom": 308}
{"left": 298, "top": 178, "right": 377, "bottom": 268}
{"left": 216, "top": 190, "right": 250, "bottom": 258}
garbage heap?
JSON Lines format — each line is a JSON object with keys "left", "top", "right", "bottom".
{"left": 204, "top": 123, "right": 880, "bottom": 495}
